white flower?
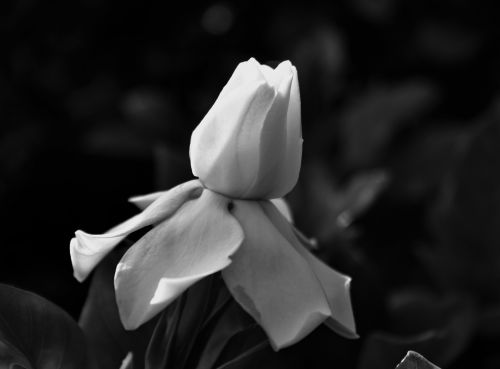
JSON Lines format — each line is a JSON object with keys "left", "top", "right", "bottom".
{"left": 70, "top": 59, "right": 356, "bottom": 350}
{"left": 190, "top": 58, "right": 302, "bottom": 199}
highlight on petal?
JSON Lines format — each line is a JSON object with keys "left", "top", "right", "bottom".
{"left": 249, "top": 71, "right": 293, "bottom": 198}
{"left": 261, "top": 200, "right": 358, "bottom": 339}
{"left": 270, "top": 198, "right": 293, "bottom": 223}
{"left": 222, "top": 200, "right": 332, "bottom": 350}
{"left": 114, "top": 189, "right": 244, "bottom": 330}
{"left": 190, "top": 80, "right": 276, "bottom": 198}
{"left": 278, "top": 65, "right": 303, "bottom": 196}
{"left": 70, "top": 180, "right": 203, "bottom": 282}
{"left": 217, "top": 58, "right": 267, "bottom": 101}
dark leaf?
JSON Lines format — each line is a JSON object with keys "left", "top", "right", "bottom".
{"left": 0, "top": 284, "right": 95, "bottom": 369}
{"left": 303, "top": 163, "right": 388, "bottom": 242}
{"left": 79, "top": 243, "right": 159, "bottom": 369}
{"left": 429, "top": 119, "right": 500, "bottom": 300}
{"left": 339, "top": 81, "right": 438, "bottom": 168}
{"left": 396, "top": 351, "right": 441, "bottom": 369}
{"left": 358, "top": 291, "right": 475, "bottom": 369}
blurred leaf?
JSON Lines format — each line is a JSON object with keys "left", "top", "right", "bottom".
{"left": 358, "top": 290, "right": 475, "bottom": 369}
{"left": 429, "top": 119, "right": 500, "bottom": 300}
{"left": 292, "top": 23, "right": 346, "bottom": 105}
{"left": 478, "top": 304, "right": 500, "bottom": 339}
{"left": 389, "top": 126, "right": 470, "bottom": 199}
{"left": 0, "top": 284, "right": 95, "bottom": 369}
{"left": 415, "top": 20, "right": 482, "bottom": 65}
{"left": 304, "top": 162, "right": 388, "bottom": 242}
{"left": 79, "top": 243, "right": 159, "bottom": 369}
{"left": 121, "top": 88, "right": 179, "bottom": 139}
{"left": 396, "top": 351, "right": 441, "bottom": 369}
{"left": 350, "top": 0, "right": 395, "bottom": 23}
{"left": 339, "top": 81, "right": 438, "bottom": 168}
{"left": 66, "top": 76, "right": 119, "bottom": 120}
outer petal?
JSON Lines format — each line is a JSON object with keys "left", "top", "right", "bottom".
{"left": 217, "top": 58, "right": 267, "bottom": 101}
{"left": 222, "top": 200, "right": 332, "bottom": 350}
{"left": 114, "top": 189, "right": 244, "bottom": 330}
{"left": 261, "top": 200, "right": 358, "bottom": 339}
{"left": 70, "top": 180, "right": 203, "bottom": 282}
{"left": 251, "top": 69, "right": 293, "bottom": 198}
{"left": 277, "top": 65, "right": 303, "bottom": 197}
{"left": 189, "top": 80, "right": 276, "bottom": 198}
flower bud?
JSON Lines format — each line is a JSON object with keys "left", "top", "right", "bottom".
{"left": 189, "top": 58, "right": 302, "bottom": 199}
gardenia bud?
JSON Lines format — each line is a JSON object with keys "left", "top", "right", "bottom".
{"left": 189, "top": 58, "right": 303, "bottom": 199}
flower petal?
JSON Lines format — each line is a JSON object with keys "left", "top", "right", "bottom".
{"left": 278, "top": 65, "right": 303, "bottom": 195}
{"left": 190, "top": 80, "right": 276, "bottom": 198}
{"left": 217, "top": 58, "right": 267, "bottom": 101}
{"left": 222, "top": 200, "right": 332, "bottom": 350}
{"left": 270, "top": 198, "right": 293, "bottom": 223}
{"left": 251, "top": 71, "right": 293, "bottom": 198}
{"left": 70, "top": 180, "right": 203, "bottom": 282}
{"left": 114, "top": 189, "right": 244, "bottom": 330}
{"left": 261, "top": 200, "right": 358, "bottom": 339}
{"left": 128, "top": 191, "right": 165, "bottom": 210}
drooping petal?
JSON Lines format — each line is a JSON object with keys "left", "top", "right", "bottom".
{"left": 70, "top": 180, "right": 203, "bottom": 282}
{"left": 260, "top": 200, "right": 357, "bottom": 339}
{"left": 114, "top": 189, "right": 244, "bottom": 331}
{"left": 128, "top": 191, "right": 165, "bottom": 210}
{"left": 222, "top": 200, "right": 332, "bottom": 350}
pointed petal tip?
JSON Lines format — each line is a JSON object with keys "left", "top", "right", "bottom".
{"left": 267, "top": 310, "right": 331, "bottom": 351}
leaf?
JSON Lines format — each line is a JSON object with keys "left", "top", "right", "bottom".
{"left": 304, "top": 163, "right": 388, "bottom": 242}
{"left": 357, "top": 290, "right": 474, "bottom": 369}
{"left": 79, "top": 242, "right": 159, "bottom": 369}
{"left": 0, "top": 284, "right": 95, "bottom": 369}
{"left": 339, "top": 81, "right": 438, "bottom": 167}
{"left": 396, "top": 351, "right": 441, "bottom": 369}
{"left": 429, "top": 119, "right": 500, "bottom": 300}
{"left": 388, "top": 126, "right": 470, "bottom": 200}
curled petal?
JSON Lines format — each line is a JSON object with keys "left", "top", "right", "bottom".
{"left": 70, "top": 180, "right": 203, "bottom": 282}
{"left": 222, "top": 200, "right": 332, "bottom": 350}
{"left": 115, "top": 190, "right": 244, "bottom": 330}
{"left": 261, "top": 201, "right": 357, "bottom": 339}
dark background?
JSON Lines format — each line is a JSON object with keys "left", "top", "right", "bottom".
{"left": 2, "top": 1, "right": 500, "bottom": 367}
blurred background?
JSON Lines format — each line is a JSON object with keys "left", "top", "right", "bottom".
{"left": 2, "top": 1, "right": 500, "bottom": 368}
